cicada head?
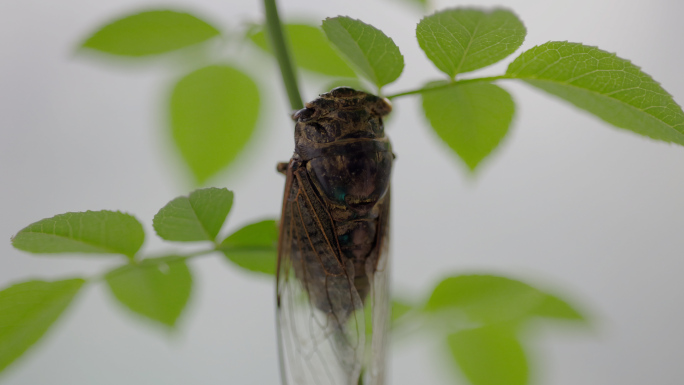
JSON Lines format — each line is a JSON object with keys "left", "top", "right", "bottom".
{"left": 292, "top": 87, "right": 392, "bottom": 146}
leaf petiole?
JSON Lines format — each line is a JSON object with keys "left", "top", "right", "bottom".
{"left": 386, "top": 75, "right": 510, "bottom": 99}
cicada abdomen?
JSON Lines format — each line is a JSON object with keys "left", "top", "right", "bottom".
{"left": 276, "top": 87, "right": 393, "bottom": 385}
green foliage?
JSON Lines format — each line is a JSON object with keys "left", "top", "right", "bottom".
{"left": 0, "top": 279, "right": 85, "bottom": 372}
{"left": 448, "top": 326, "right": 528, "bottom": 385}
{"left": 153, "top": 188, "right": 234, "bottom": 242}
{"left": 391, "top": 298, "right": 414, "bottom": 323}
{"left": 12, "top": 211, "right": 144, "bottom": 259}
{"left": 106, "top": 257, "right": 192, "bottom": 327}
{"left": 530, "top": 294, "right": 586, "bottom": 321}
{"left": 81, "top": 10, "right": 220, "bottom": 56}
{"left": 322, "top": 16, "right": 404, "bottom": 89}
{"left": 425, "top": 274, "right": 586, "bottom": 326}
{"left": 426, "top": 275, "right": 546, "bottom": 323}
{"left": 170, "top": 65, "right": 260, "bottom": 184}
{"left": 249, "top": 23, "right": 356, "bottom": 78}
{"left": 422, "top": 82, "right": 515, "bottom": 170}
{"left": 417, "top": 8, "right": 526, "bottom": 78}
{"left": 219, "top": 219, "right": 278, "bottom": 275}
{"left": 422, "top": 274, "right": 585, "bottom": 385}
{"left": 506, "top": 41, "right": 684, "bottom": 145}
{"left": 3, "top": 189, "right": 280, "bottom": 374}
{"left": 6, "top": 2, "right": 683, "bottom": 384}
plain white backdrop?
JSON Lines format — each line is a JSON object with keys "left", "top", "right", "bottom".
{"left": 1, "top": 0, "right": 683, "bottom": 384}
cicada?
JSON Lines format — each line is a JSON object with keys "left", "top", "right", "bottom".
{"left": 276, "top": 87, "right": 393, "bottom": 385}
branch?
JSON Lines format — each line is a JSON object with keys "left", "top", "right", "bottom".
{"left": 263, "top": 0, "right": 304, "bottom": 110}
{"left": 386, "top": 75, "right": 510, "bottom": 99}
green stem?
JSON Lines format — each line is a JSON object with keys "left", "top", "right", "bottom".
{"left": 263, "top": 0, "right": 304, "bottom": 110}
{"left": 88, "top": 248, "right": 219, "bottom": 282}
{"left": 386, "top": 75, "right": 510, "bottom": 99}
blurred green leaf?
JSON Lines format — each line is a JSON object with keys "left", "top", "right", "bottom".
{"left": 392, "top": 298, "right": 414, "bottom": 324}
{"left": 219, "top": 219, "right": 278, "bottom": 275}
{"left": 249, "top": 24, "right": 356, "bottom": 78}
{"left": 12, "top": 211, "right": 144, "bottom": 258}
{"left": 364, "top": 301, "right": 374, "bottom": 336}
{"left": 530, "top": 293, "right": 585, "bottom": 321}
{"left": 82, "top": 10, "right": 220, "bottom": 56}
{"left": 448, "top": 326, "right": 528, "bottom": 385}
{"left": 506, "top": 41, "right": 684, "bottom": 145}
{"left": 0, "top": 279, "right": 85, "bottom": 373}
{"left": 105, "top": 257, "right": 192, "bottom": 327}
{"left": 422, "top": 82, "right": 515, "bottom": 170}
{"left": 321, "top": 16, "right": 404, "bottom": 89}
{"left": 153, "top": 188, "right": 233, "bottom": 242}
{"left": 417, "top": 8, "right": 525, "bottom": 78}
{"left": 426, "top": 275, "right": 545, "bottom": 324}
{"left": 171, "top": 65, "right": 260, "bottom": 184}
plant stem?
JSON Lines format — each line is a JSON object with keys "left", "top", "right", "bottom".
{"left": 386, "top": 75, "right": 510, "bottom": 99}
{"left": 263, "top": 0, "right": 304, "bottom": 110}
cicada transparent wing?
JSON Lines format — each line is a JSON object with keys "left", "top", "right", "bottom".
{"left": 363, "top": 189, "right": 391, "bottom": 385}
{"left": 276, "top": 166, "right": 366, "bottom": 385}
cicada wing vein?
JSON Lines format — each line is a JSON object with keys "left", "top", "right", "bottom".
{"left": 276, "top": 166, "right": 366, "bottom": 385}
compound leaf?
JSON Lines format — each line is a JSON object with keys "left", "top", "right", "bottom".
{"left": 507, "top": 41, "right": 684, "bottom": 145}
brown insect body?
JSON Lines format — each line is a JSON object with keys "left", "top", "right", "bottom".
{"left": 277, "top": 87, "right": 393, "bottom": 385}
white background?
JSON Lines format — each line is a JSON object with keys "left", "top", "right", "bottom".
{"left": 1, "top": 0, "right": 683, "bottom": 384}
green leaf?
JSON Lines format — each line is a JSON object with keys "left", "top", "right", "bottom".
{"left": 425, "top": 275, "right": 546, "bottom": 324}
{"left": 219, "top": 220, "right": 278, "bottom": 275}
{"left": 153, "top": 188, "right": 233, "bottom": 242}
{"left": 392, "top": 298, "right": 413, "bottom": 323}
{"left": 0, "top": 279, "right": 85, "bottom": 373}
{"left": 417, "top": 8, "right": 526, "bottom": 78}
{"left": 422, "top": 82, "right": 515, "bottom": 170}
{"left": 81, "top": 10, "right": 220, "bottom": 56}
{"left": 530, "top": 294, "right": 586, "bottom": 322}
{"left": 12, "top": 211, "right": 144, "bottom": 258}
{"left": 448, "top": 326, "right": 528, "bottom": 385}
{"left": 249, "top": 24, "right": 356, "bottom": 78}
{"left": 105, "top": 257, "right": 192, "bottom": 327}
{"left": 321, "top": 16, "right": 404, "bottom": 89}
{"left": 392, "top": 299, "right": 413, "bottom": 322}
{"left": 170, "top": 65, "right": 260, "bottom": 184}
{"left": 506, "top": 41, "right": 684, "bottom": 145}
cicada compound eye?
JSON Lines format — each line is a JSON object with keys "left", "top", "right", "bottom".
{"left": 293, "top": 107, "right": 316, "bottom": 122}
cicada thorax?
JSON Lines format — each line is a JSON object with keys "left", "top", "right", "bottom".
{"left": 287, "top": 87, "right": 393, "bottom": 318}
